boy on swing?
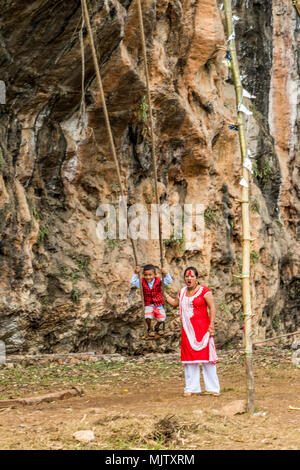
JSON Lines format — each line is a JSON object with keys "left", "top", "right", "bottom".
{"left": 131, "top": 264, "right": 173, "bottom": 337}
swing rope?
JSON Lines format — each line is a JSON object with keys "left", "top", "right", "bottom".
{"left": 80, "top": 0, "right": 145, "bottom": 302}
{"left": 136, "top": 1, "right": 167, "bottom": 335}
{"left": 293, "top": 0, "right": 300, "bottom": 16}
{"left": 81, "top": 0, "right": 167, "bottom": 329}
{"left": 136, "top": 0, "right": 165, "bottom": 273}
{"left": 78, "top": 13, "right": 86, "bottom": 126}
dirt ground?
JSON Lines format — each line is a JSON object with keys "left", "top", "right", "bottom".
{"left": 0, "top": 347, "right": 299, "bottom": 450}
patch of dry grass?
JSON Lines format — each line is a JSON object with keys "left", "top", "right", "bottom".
{"left": 0, "top": 348, "right": 299, "bottom": 450}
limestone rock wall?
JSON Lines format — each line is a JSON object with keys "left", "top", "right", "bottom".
{"left": 0, "top": 0, "right": 299, "bottom": 354}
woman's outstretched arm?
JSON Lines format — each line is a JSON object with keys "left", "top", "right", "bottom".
{"left": 164, "top": 292, "right": 179, "bottom": 307}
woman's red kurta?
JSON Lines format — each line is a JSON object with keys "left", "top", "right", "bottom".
{"left": 179, "top": 285, "right": 217, "bottom": 363}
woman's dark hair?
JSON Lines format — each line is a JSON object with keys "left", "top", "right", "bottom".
{"left": 143, "top": 264, "right": 157, "bottom": 273}
{"left": 184, "top": 266, "right": 198, "bottom": 277}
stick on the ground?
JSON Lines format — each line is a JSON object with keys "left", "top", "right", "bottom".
{"left": 253, "top": 331, "right": 299, "bottom": 346}
{"left": 0, "top": 386, "right": 83, "bottom": 408}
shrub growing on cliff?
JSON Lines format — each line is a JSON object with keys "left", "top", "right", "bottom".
{"left": 250, "top": 196, "right": 260, "bottom": 214}
{"left": 163, "top": 234, "right": 185, "bottom": 252}
{"left": 252, "top": 156, "right": 274, "bottom": 184}
{"left": 250, "top": 250, "right": 259, "bottom": 264}
{"left": 272, "top": 313, "right": 280, "bottom": 332}
{"left": 107, "top": 239, "right": 120, "bottom": 251}
{"left": 71, "top": 287, "right": 81, "bottom": 302}
{"left": 37, "top": 225, "right": 49, "bottom": 244}
{"left": 74, "top": 255, "right": 90, "bottom": 272}
{"left": 32, "top": 207, "right": 39, "bottom": 219}
{"left": 204, "top": 208, "right": 220, "bottom": 228}
{"left": 205, "top": 58, "right": 214, "bottom": 72}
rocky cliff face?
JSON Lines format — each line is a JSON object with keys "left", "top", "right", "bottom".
{"left": 0, "top": 0, "right": 299, "bottom": 354}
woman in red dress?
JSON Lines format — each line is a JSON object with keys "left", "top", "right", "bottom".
{"left": 165, "top": 266, "right": 220, "bottom": 397}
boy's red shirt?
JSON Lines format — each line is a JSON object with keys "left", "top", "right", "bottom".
{"left": 141, "top": 276, "right": 164, "bottom": 306}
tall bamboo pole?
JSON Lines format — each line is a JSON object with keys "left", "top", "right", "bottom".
{"left": 223, "top": 0, "right": 255, "bottom": 414}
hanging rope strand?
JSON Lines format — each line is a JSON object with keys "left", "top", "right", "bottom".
{"left": 80, "top": 0, "right": 144, "bottom": 303}
{"left": 136, "top": 0, "right": 165, "bottom": 272}
{"left": 293, "top": 0, "right": 300, "bottom": 16}
{"left": 81, "top": 1, "right": 123, "bottom": 200}
{"left": 78, "top": 15, "right": 86, "bottom": 125}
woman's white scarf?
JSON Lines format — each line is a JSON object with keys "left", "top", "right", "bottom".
{"left": 179, "top": 286, "right": 218, "bottom": 363}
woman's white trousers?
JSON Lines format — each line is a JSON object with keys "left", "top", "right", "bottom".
{"left": 184, "top": 363, "right": 220, "bottom": 393}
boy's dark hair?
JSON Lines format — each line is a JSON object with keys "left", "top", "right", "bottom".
{"left": 184, "top": 266, "right": 199, "bottom": 278}
{"left": 143, "top": 264, "right": 157, "bottom": 273}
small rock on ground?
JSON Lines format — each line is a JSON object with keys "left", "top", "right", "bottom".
{"left": 291, "top": 350, "right": 300, "bottom": 367}
{"left": 220, "top": 400, "right": 247, "bottom": 416}
{"left": 73, "top": 430, "right": 95, "bottom": 443}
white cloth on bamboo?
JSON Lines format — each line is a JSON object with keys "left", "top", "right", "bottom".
{"left": 222, "top": 58, "right": 232, "bottom": 68}
{"left": 242, "top": 88, "right": 256, "bottom": 100}
{"left": 184, "top": 363, "right": 220, "bottom": 393}
{"left": 239, "top": 177, "right": 249, "bottom": 188}
{"left": 228, "top": 31, "right": 235, "bottom": 42}
{"left": 243, "top": 156, "right": 253, "bottom": 174}
{"left": 238, "top": 103, "right": 253, "bottom": 116}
